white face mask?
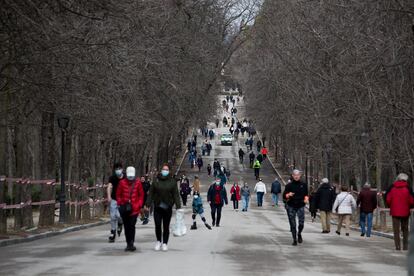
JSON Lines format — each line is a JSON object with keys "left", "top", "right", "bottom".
{"left": 194, "top": 195, "right": 199, "bottom": 199}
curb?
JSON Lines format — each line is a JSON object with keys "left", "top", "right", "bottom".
{"left": 0, "top": 220, "right": 109, "bottom": 247}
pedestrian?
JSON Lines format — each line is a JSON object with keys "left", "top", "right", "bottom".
{"left": 283, "top": 170, "right": 309, "bottom": 246}
{"left": 107, "top": 162, "right": 124, "bottom": 243}
{"left": 230, "top": 182, "right": 241, "bottom": 211}
{"left": 190, "top": 192, "right": 212, "bottom": 230}
{"left": 309, "top": 186, "right": 317, "bottom": 222}
{"left": 229, "top": 125, "right": 234, "bottom": 135}
{"left": 116, "top": 166, "right": 144, "bottom": 252}
{"left": 219, "top": 169, "right": 228, "bottom": 186}
{"left": 249, "top": 151, "right": 255, "bottom": 168}
{"left": 271, "top": 177, "right": 282, "bottom": 207}
{"left": 357, "top": 183, "right": 377, "bottom": 237}
{"left": 193, "top": 175, "right": 201, "bottom": 194}
{"left": 314, "top": 178, "right": 336, "bottom": 233}
{"left": 145, "top": 164, "right": 181, "bottom": 252}
{"left": 206, "top": 141, "right": 212, "bottom": 156}
{"left": 213, "top": 159, "right": 221, "bottom": 177}
{"left": 196, "top": 155, "right": 203, "bottom": 172}
{"left": 257, "top": 140, "right": 262, "bottom": 152}
{"left": 207, "top": 164, "right": 212, "bottom": 176}
{"left": 140, "top": 175, "right": 151, "bottom": 225}
{"left": 187, "top": 140, "right": 192, "bottom": 152}
{"left": 215, "top": 118, "right": 220, "bottom": 128}
{"left": 189, "top": 151, "right": 196, "bottom": 168}
{"left": 209, "top": 129, "right": 214, "bottom": 140}
{"left": 180, "top": 175, "right": 191, "bottom": 206}
{"left": 253, "top": 159, "right": 261, "bottom": 180}
{"left": 191, "top": 139, "right": 197, "bottom": 151}
{"left": 241, "top": 182, "right": 251, "bottom": 212}
{"left": 261, "top": 146, "right": 268, "bottom": 160}
{"left": 201, "top": 140, "right": 207, "bottom": 156}
{"left": 332, "top": 185, "right": 357, "bottom": 237}
{"left": 207, "top": 177, "right": 228, "bottom": 227}
{"left": 238, "top": 148, "right": 245, "bottom": 163}
{"left": 223, "top": 116, "right": 228, "bottom": 127}
{"left": 254, "top": 178, "right": 267, "bottom": 207}
{"left": 257, "top": 153, "right": 264, "bottom": 164}
{"left": 386, "top": 173, "right": 414, "bottom": 250}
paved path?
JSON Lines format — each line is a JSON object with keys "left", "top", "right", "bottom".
{"left": 0, "top": 97, "right": 408, "bottom": 276}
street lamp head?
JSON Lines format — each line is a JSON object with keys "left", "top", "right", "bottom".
{"left": 57, "top": 115, "right": 70, "bottom": 130}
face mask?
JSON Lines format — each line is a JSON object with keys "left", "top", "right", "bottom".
{"left": 127, "top": 175, "right": 135, "bottom": 181}
{"left": 215, "top": 181, "right": 220, "bottom": 185}
{"left": 194, "top": 195, "right": 199, "bottom": 199}
{"left": 115, "top": 169, "right": 123, "bottom": 177}
{"left": 161, "top": 170, "right": 169, "bottom": 177}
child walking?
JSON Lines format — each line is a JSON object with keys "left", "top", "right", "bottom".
{"left": 190, "top": 192, "right": 212, "bottom": 230}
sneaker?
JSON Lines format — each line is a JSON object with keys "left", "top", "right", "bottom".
{"left": 298, "top": 234, "right": 303, "bottom": 243}
{"left": 142, "top": 219, "right": 149, "bottom": 225}
{"left": 360, "top": 233, "right": 365, "bottom": 237}
{"left": 154, "top": 241, "right": 162, "bottom": 251}
{"left": 205, "top": 223, "right": 212, "bottom": 230}
{"left": 161, "top": 243, "right": 168, "bottom": 252}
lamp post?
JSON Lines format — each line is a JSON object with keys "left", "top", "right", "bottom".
{"left": 326, "top": 143, "right": 332, "bottom": 182}
{"left": 57, "top": 115, "right": 70, "bottom": 223}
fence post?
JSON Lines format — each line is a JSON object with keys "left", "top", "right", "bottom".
{"left": 22, "top": 180, "right": 34, "bottom": 229}
{"left": 0, "top": 176, "right": 6, "bottom": 234}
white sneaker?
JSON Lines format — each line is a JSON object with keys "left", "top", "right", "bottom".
{"left": 161, "top": 243, "right": 168, "bottom": 252}
{"left": 154, "top": 241, "right": 161, "bottom": 251}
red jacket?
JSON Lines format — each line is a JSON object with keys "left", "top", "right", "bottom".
{"left": 230, "top": 185, "right": 241, "bottom": 201}
{"left": 116, "top": 179, "right": 144, "bottom": 216}
{"left": 386, "top": 180, "right": 414, "bottom": 217}
{"left": 261, "top": 148, "right": 268, "bottom": 155}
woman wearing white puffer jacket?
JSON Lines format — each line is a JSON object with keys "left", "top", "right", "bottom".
{"left": 333, "top": 185, "right": 357, "bottom": 236}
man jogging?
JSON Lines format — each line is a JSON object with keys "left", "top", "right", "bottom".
{"left": 283, "top": 170, "right": 309, "bottom": 246}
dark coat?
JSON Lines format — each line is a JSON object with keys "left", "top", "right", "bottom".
{"left": 207, "top": 184, "right": 228, "bottom": 206}
{"left": 271, "top": 180, "right": 282, "bottom": 194}
{"left": 314, "top": 183, "right": 336, "bottom": 212}
{"left": 357, "top": 187, "right": 377, "bottom": 213}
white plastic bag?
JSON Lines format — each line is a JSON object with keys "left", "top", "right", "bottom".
{"left": 172, "top": 209, "right": 187, "bottom": 237}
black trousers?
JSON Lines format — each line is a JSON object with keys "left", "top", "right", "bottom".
{"left": 154, "top": 207, "right": 173, "bottom": 244}
{"left": 120, "top": 212, "right": 137, "bottom": 246}
{"left": 232, "top": 200, "right": 239, "bottom": 210}
{"left": 210, "top": 204, "right": 223, "bottom": 225}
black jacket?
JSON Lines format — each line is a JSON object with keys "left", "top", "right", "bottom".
{"left": 271, "top": 180, "right": 282, "bottom": 194}
{"left": 283, "top": 180, "right": 308, "bottom": 208}
{"left": 207, "top": 184, "right": 228, "bottom": 206}
{"left": 314, "top": 183, "right": 336, "bottom": 211}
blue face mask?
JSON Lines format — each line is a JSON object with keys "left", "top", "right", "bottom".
{"left": 127, "top": 175, "right": 135, "bottom": 181}
{"left": 161, "top": 170, "right": 169, "bottom": 177}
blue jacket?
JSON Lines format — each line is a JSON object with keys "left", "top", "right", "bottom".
{"left": 192, "top": 196, "right": 204, "bottom": 214}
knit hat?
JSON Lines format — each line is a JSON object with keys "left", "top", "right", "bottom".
{"left": 126, "top": 166, "right": 136, "bottom": 179}
{"left": 321, "top": 178, "right": 329, "bottom": 184}
{"left": 397, "top": 173, "right": 409, "bottom": 181}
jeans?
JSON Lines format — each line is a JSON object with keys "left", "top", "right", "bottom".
{"left": 257, "top": 192, "right": 264, "bottom": 206}
{"left": 110, "top": 199, "right": 122, "bottom": 231}
{"left": 360, "top": 212, "right": 373, "bottom": 237}
{"left": 242, "top": 196, "right": 249, "bottom": 210}
{"left": 120, "top": 212, "right": 137, "bottom": 247}
{"left": 154, "top": 207, "right": 173, "bottom": 244}
{"left": 271, "top": 193, "right": 279, "bottom": 206}
{"left": 210, "top": 204, "right": 223, "bottom": 226}
{"left": 232, "top": 200, "right": 239, "bottom": 210}
{"left": 287, "top": 206, "right": 305, "bottom": 240}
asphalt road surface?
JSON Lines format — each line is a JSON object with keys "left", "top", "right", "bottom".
{"left": 0, "top": 98, "right": 408, "bottom": 276}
